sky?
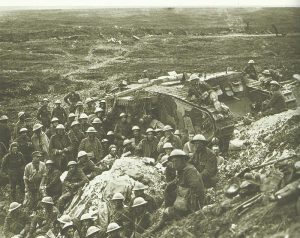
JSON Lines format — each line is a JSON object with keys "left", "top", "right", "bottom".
{"left": 0, "top": 0, "right": 299, "bottom": 8}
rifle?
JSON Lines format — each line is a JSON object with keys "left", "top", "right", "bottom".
{"left": 236, "top": 154, "right": 298, "bottom": 178}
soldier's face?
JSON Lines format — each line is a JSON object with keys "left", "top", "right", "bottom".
{"left": 32, "top": 158, "right": 40, "bottom": 169}
{"left": 46, "top": 164, "right": 53, "bottom": 172}
{"left": 110, "top": 148, "right": 117, "bottom": 156}
{"left": 43, "top": 101, "right": 48, "bottom": 106}
{"left": 66, "top": 227, "right": 74, "bottom": 236}
{"left": 53, "top": 122, "right": 59, "bottom": 127}
{"left": 121, "top": 117, "right": 126, "bottom": 122}
{"left": 56, "top": 129, "right": 64, "bottom": 135}
{"left": 147, "top": 133, "right": 154, "bottom": 140}
{"left": 133, "top": 130, "right": 139, "bottom": 137}
{"left": 88, "top": 133, "right": 95, "bottom": 139}
{"left": 173, "top": 157, "right": 185, "bottom": 171}
{"left": 164, "top": 131, "right": 172, "bottom": 137}
{"left": 189, "top": 134, "right": 195, "bottom": 141}
{"left": 165, "top": 148, "right": 173, "bottom": 155}
{"left": 68, "top": 165, "right": 76, "bottom": 172}
{"left": 11, "top": 146, "right": 18, "bottom": 154}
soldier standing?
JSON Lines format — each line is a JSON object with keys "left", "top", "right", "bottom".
{"left": 37, "top": 98, "right": 51, "bottom": 130}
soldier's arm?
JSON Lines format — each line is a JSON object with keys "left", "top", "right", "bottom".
{"left": 77, "top": 169, "right": 89, "bottom": 187}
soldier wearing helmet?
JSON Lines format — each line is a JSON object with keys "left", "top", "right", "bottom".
{"left": 13, "top": 111, "right": 27, "bottom": 140}
{"left": 57, "top": 161, "right": 88, "bottom": 213}
{"left": 243, "top": 59, "right": 258, "bottom": 80}
{"left": 157, "top": 142, "right": 173, "bottom": 162}
{"left": 31, "top": 123, "right": 49, "bottom": 158}
{"left": 157, "top": 125, "right": 182, "bottom": 154}
{"left": 136, "top": 128, "right": 159, "bottom": 159}
{"left": 1, "top": 142, "right": 25, "bottom": 201}
{"left": 79, "top": 127, "right": 103, "bottom": 164}
{"left": 16, "top": 127, "right": 34, "bottom": 164}
{"left": 85, "top": 97, "right": 96, "bottom": 116}
{"left": 77, "top": 150, "right": 101, "bottom": 179}
{"left": 68, "top": 120, "right": 85, "bottom": 158}
{"left": 106, "top": 222, "right": 124, "bottom": 238}
{"left": 28, "top": 196, "right": 60, "bottom": 237}
{"left": 190, "top": 134, "right": 218, "bottom": 188}
{"left": 121, "top": 139, "right": 135, "bottom": 157}
{"left": 46, "top": 117, "right": 59, "bottom": 139}
{"left": 37, "top": 98, "right": 51, "bottom": 130}
{"left": 65, "top": 113, "right": 76, "bottom": 132}
{"left": 92, "top": 117, "right": 106, "bottom": 141}
{"left": 49, "top": 124, "right": 73, "bottom": 171}
{"left": 51, "top": 100, "right": 67, "bottom": 125}
{"left": 101, "top": 145, "right": 119, "bottom": 170}
{"left": 64, "top": 90, "right": 81, "bottom": 113}
{"left": 262, "top": 80, "right": 287, "bottom": 115}
{"left": 131, "top": 125, "right": 143, "bottom": 148}
{"left": 78, "top": 113, "right": 92, "bottom": 135}
{"left": 0, "top": 114, "right": 11, "bottom": 149}
{"left": 114, "top": 113, "right": 132, "bottom": 140}
{"left": 40, "top": 160, "right": 62, "bottom": 200}
{"left": 3, "top": 202, "right": 30, "bottom": 237}
{"left": 79, "top": 213, "right": 96, "bottom": 238}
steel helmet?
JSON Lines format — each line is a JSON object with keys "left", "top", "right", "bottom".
{"left": 111, "top": 192, "right": 125, "bottom": 201}
{"left": 19, "top": 128, "right": 28, "bottom": 133}
{"left": 86, "top": 127, "right": 97, "bottom": 133}
{"left": 78, "top": 150, "right": 88, "bottom": 158}
{"left": 191, "top": 134, "right": 207, "bottom": 143}
{"left": 86, "top": 226, "right": 101, "bottom": 237}
{"left": 0, "top": 115, "right": 8, "bottom": 121}
{"left": 106, "top": 222, "right": 121, "bottom": 233}
{"left": 36, "top": 236, "right": 46, "bottom": 238}
{"left": 57, "top": 214, "right": 72, "bottom": 224}
{"left": 80, "top": 213, "right": 94, "bottom": 221}
{"left": 68, "top": 113, "right": 76, "bottom": 118}
{"left": 248, "top": 60, "right": 255, "bottom": 64}
{"left": 33, "top": 123, "right": 43, "bottom": 131}
{"left": 18, "top": 111, "right": 25, "bottom": 118}
{"left": 132, "top": 125, "right": 140, "bottom": 131}
{"left": 133, "top": 182, "right": 148, "bottom": 191}
{"left": 79, "top": 113, "right": 88, "bottom": 119}
{"left": 169, "top": 149, "right": 189, "bottom": 160}
{"left": 100, "top": 99, "right": 106, "bottom": 103}
{"left": 262, "top": 70, "right": 271, "bottom": 75}
{"left": 94, "top": 107, "right": 104, "bottom": 113}
{"left": 62, "top": 222, "right": 74, "bottom": 232}
{"left": 54, "top": 100, "right": 62, "bottom": 104}
{"left": 92, "top": 118, "right": 101, "bottom": 124}
{"left": 56, "top": 124, "right": 65, "bottom": 130}
{"left": 107, "top": 131, "right": 114, "bottom": 136}
{"left": 67, "top": 161, "right": 77, "bottom": 167}
{"left": 174, "top": 130, "right": 180, "bottom": 136}
{"left": 163, "top": 142, "right": 173, "bottom": 149}
{"left": 85, "top": 97, "right": 93, "bottom": 104}
{"left": 132, "top": 197, "right": 148, "bottom": 207}
{"left": 109, "top": 144, "right": 117, "bottom": 151}
{"left": 41, "top": 196, "right": 54, "bottom": 205}
{"left": 155, "top": 128, "right": 162, "bottom": 133}
{"left": 101, "top": 138, "right": 109, "bottom": 143}
{"left": 51, "top": 117, "right": 59, "bottom": 123}
{"left": 45, "top": 160, "right": 54, "bottom": 165}
{"left": 32, "top": 151, "right": 42, "bottom": 157}
{"left": 211, "top": 137, "right": 219, "bottom": 145}
{"left": 71, "top": 120, "right": 80, "bottom": 127}
{"left": 163, "top": 125, "right": 173, "bottom": 132}
{"left": 119, "top": 113, "right": 126, "bottom": 118}
{"left": 123, "top": 139, "right": 132, "bottom": 146}
{"left": 270, "top": 80, "right": 280, "bottom": 86}
{"left": 43, "top": 98, "right": 49, "bottom": 102}
{"left": 293, "top": 74, "right": 300, "bottom": 81}
{"left": 8, "top": 202, "right": 22, "bottom": 212}
{"left": 76, "top": 101, "right": 83, "bottom": 106}
{"left": 146, "top": 128, "right": 154, "bottom": 134}
{"left": 161, "top": 155, "right": 169, "bottom": 165}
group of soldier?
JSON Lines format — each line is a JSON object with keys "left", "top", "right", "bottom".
{"left": 0, "top": 89, "right": 221, "bottom": 238}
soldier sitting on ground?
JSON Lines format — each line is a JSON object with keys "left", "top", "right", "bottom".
{"left": 77, "top": 150, "right": 101, "bottom": 179}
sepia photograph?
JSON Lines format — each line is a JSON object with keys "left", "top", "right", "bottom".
{"left": 0, "top": 0, "right": 299, "bottom": 237}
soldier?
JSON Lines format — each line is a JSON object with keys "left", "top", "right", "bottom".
{"left": 85, "top": 97, "right": 96, "bottom": 116}
{"left": 78, "top": 113, "right": 92, "bottom": 134}
{"left": 99, "top": 99, "right": 106, "bottom": 112}
{"left": 64, "top": 90, "right": 81, "bottom": 114}
{"left": 61, "top": 222, "right": 80, "bottom": 238}
{"left": 106, "top": 222, "right": 124, "bottom": 238}
{"left": 68, "top": 120, "right": 85, "bottom": 158}
{"left": 65, "top": 113, "right": 76, "bottom": 132}
{"left": 79, "top": 127, "right": 103, "bottom": 164}
{"left": 23, "top": 151, "right": 46, "bottom": 210}
{"left": 16, "top": 128, "right": 34, "bottom": 164}
{"left": 183, "top": 132, "right": 196, "bottom": 159}
{"left": 149, "top": 149, "right": 205, "bottom": 233}
{"left": 128, "top": 197, "right": 152, "bottom": 236}
{"left": 107, "top": 131, "right": 115, "bottom": 146}
{"left": 46, "top": 117, "right": 59, "bottom": 139}
{"left": 3, "top": 202, "right": 30, "bottom": 237}
{"left": 40, "top": 160, "right": 62, "bottom": 200}
{"left": 243, "top": 59, "right": 258, "bottom": 80}
{"left": 114, "top": 113, "right": 132, "bottom": 139}
{"left": 160, "top": 155, "right": 176, "bottom": 183}
{"left": 136, "top": 128, "right": 159, "bottom": 159}
{"left": 86, "top": 225, "right": 103, "bottom": 238}
{"left": 154, "top": 128, "right": 164, "bottom": 141}
{"left": 77, "top": 150, "right": 101, "bottom": 179}
{"left": 75, "top": 101, "right": 85, "bottom": 119}
{"left": 121, "top": 139, "right": 135, "bottom": 157}
{"left": 131, "top": 125, "right": 143, "bottom": 148}
{"left": 157, "top": 125, "right": 182, "bottom": 154}
{"left": 57, "top": 161, "right": 88, "bottom": 212}
{"left": 101, "top": 145, "right": 119, "bottom": 170}
{"left": 157, "top": 142, "right": 173, "bottom": 162}
{"left": 262, "top": 80, "right": 287, "bottom": 115}
{"left": 13, "top": 111, "right": 26, "bottom": 139}
{"left": 92, "top": 118, "right": 106, "bottom": 140}
{"left": 132, "top": 182, "right": 158, "bottom": 214}
{"left": 101, "top": 138, "right": 109, "bottom": 158}
{"left": 1, "top": 142, "right": 25, "bottom": 201}
{"left": 49, "top": 124, "right": 73, "bottom": 171}
{"left": 37, "top": 98, "right": 51, "bottom": 130}
{"left": 51, "top": 100, "right": 67, "bottom": 125}
{"left": 31, "top": 123, "right": 50, "bottom": 159}
{"left": 108, "top": 193, "right": 130, "bottom": 229}
{"left": 190, "top": 134, "right": 218, "bottom": 188}
{"left": 79, "top": 213, "right": 96, "bottom": 238}
{"left": 259, "top": 69, "right": 273, "bottom": 88}
{"left": 0, "top": 115, "right": 11, "bottom": 149}
{"left": 27, "top": 196, "right": 60, "bottom": 237}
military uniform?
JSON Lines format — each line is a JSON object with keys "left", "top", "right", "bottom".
{"left": 114, "top": 120, "right": 132, "bottom": 139}
{"left": 191, "top": 147, "right": 218, "bottom": 188}
{"left": 78, "top": 158, "right": 101, "bottom": 179}
{"left": 243, "top": 64, "right": 258, "bottom": 80}
{"left": 0, "top": 122, "right": 11, "bottom": 149}
{"left": 46, "top": 126, "right": 56, "bottom": 139}
{"left": 136, "top": 137, "right": 159, "bottom": 158}
{"left": 64, "top": 92, "right": 81, "bottom": 113}
{"left": 79, "top": 137, "right": 103, "bottom": 163}
{"left": 41, "top": 167, "right": 62, "bottom": 200}
{"left": 128, "top": 210, "right": 152, "bottom": 236}
{"left": 13, "top": 120, "right": 26, "bottom": 140}
{"left": 68, "top": 128, "right": 85, "bottom": 158}
{"left": 31, "top": 132, "right": 50, "bottom": 158}
{"left": 3, "top": 208, "right": 30, "bottom": 237}
{"left": 263, "top": 90, "right": 287, "bottom": 115}
{"left": 1, "top": 150, "right": 25, "bottom": 200}
{"left": 16, "top": 133, "right": 34, "bottom": 164}
{"left": 37, "top": 105, "right": 51, "bottom": 129}
{"left": 157, "top": 134, "right": 182, "bottom": 154}
{"left": 49, "top": 134, "right": 73, "bottom": 171}
{"left": 51, "top": 107, "right": 68, "bottom": 125}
